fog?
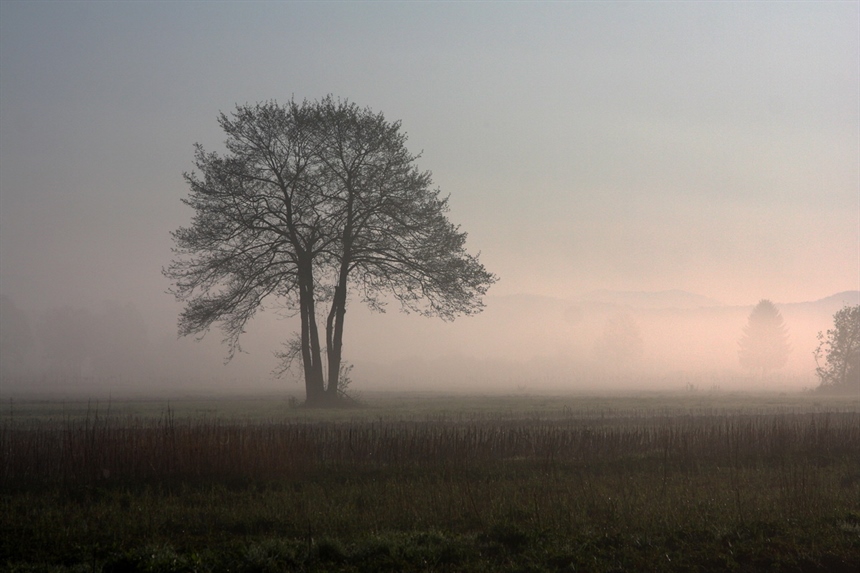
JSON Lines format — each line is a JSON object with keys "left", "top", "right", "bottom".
{"left": 3, "top": 290, "right": 857, "bottom": 396}
{"left": 1, "top": 2, "right": 858, "bottom": 397}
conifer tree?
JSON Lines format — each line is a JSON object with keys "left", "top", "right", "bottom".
{"left": 738, "top": 299, "right": 790, "bottom": 378}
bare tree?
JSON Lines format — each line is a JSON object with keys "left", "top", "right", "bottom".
{"left": 165, "top": 98, "right": 496, "bottom": 405}
{"left": 737, "top": 299, "right": 790, "bottom": 379}
{"left": 814, "top": 304, "right": 860, "bottom": 391}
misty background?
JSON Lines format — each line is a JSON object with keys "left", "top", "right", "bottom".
{"left": 1, "top": 2, "right": 858, "bottom": 395}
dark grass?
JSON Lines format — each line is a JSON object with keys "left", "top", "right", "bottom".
{"left": 2, "top": 394, "right": 859, "bottom": 572}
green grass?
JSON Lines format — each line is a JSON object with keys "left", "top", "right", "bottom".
{"left": 2, "top": 391, "right": 859, "bottom": 572}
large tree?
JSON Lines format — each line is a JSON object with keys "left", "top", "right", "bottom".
{"left": 166, "top": 98, "right": 496, "bottom": 405}
{"left": 737, "top": 299, "right": 790, "bottom": 378}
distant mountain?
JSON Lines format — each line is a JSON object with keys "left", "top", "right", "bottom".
{"left": 781, "top": 291, "right": 860, "bottom": 313}
{"left": 577, "top": 289, "right": 724, "bottom": 310}
{"left": 812, "top": 291, "right": 860, "bottom": 307}
{"left": 488, "top": 290, "right": 859, "bottom": 313}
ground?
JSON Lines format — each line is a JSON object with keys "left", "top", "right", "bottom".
{"left": 2, "top": 390, "right": 859, "bottom": 572}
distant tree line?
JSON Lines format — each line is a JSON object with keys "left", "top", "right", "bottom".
{"left": 0, "top": 295, "right": 152, "bottom": 384}
{"left": 733, "top": 298, "right": 860, "bottom": 392}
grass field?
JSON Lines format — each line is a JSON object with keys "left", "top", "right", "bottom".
{"left": 2, "top": 391, "right": 859, "bottom": 572}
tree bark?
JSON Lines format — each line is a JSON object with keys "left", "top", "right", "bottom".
{"left": 325, "top": 282, "right": 348, "bottom": 400}
{"left": 324, "top": 186, "right": 355, "bottom": 403}
{"left": 299, "top": 264, "right": 325, "bottom": 404}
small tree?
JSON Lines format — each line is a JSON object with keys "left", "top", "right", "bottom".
{"left": 738, "top": 299, "right": 790, "bottom": 378}
{"left": 814, "top": 304, "right": 860, "bottom": 391}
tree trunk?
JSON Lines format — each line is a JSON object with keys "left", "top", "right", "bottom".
{"left": 325, "top": 197, "right": 354, "bottom": 404}
{"left": 325, "top": 282, "right": 348, "bottom": 401}
{"left": 299, "top": 265, "right": 325, "bottom": 404}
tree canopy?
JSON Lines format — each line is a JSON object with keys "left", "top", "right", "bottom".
{"left": 737, "top": 299, "right": 790, "bottom": 378}
{"left": 814, "top": 304, "right": 860, "bottom": 392}
{"left": 165, "top": 98, "right": 496, "bottom": 405}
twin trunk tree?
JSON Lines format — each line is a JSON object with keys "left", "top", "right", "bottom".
{"left": 166, "top": 98, "right": 496, "bottom": 405}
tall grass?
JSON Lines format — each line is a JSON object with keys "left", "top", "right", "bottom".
{"left": 3, "top": 407, "right": 859, "bottom": 485}
{"left": 2, "top": 402, "right": 859, "bottom": 572}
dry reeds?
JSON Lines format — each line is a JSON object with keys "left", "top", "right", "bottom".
{"left": 3, "top": 407, "right": 858, "bottom": 487}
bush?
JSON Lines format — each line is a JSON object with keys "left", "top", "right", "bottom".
{"left": 815, "top": 305, "right": 860, "bottom": 392}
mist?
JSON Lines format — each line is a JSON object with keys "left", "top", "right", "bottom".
{"left": 1, "top": 2, "right": 858, "bottom": 397}
{"left": 2, "top": 289, "right": 857, "bottom": 397}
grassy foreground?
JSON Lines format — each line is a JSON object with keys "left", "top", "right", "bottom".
{"left": 2, "top": 392, "right": 859, "bottom": 572}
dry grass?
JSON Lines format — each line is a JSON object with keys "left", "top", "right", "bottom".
{"left": 2, "top": 395, "right": 859, "bottom": 572}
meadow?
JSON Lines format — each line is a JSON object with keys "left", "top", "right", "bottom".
{"left": 2, "top": 391, "right": 859, "bottom": 572}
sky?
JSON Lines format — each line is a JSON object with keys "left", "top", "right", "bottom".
{"left": 0, "top": 1, "right": 858, "bottom": 389}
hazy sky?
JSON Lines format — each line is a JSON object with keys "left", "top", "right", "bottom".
{"left": 1, "top": 0, "right": 858, "bottom": 322}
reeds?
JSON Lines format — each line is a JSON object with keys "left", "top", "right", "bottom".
{"left": 3, "top": 401, "right": 859, "bottom": 572}
{"left": 3, "top": 407, "right": 858, "bottom": 487}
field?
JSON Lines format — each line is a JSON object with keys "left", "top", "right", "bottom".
{"left": 2, "top": 391, "right": 859, "bottom": 572}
